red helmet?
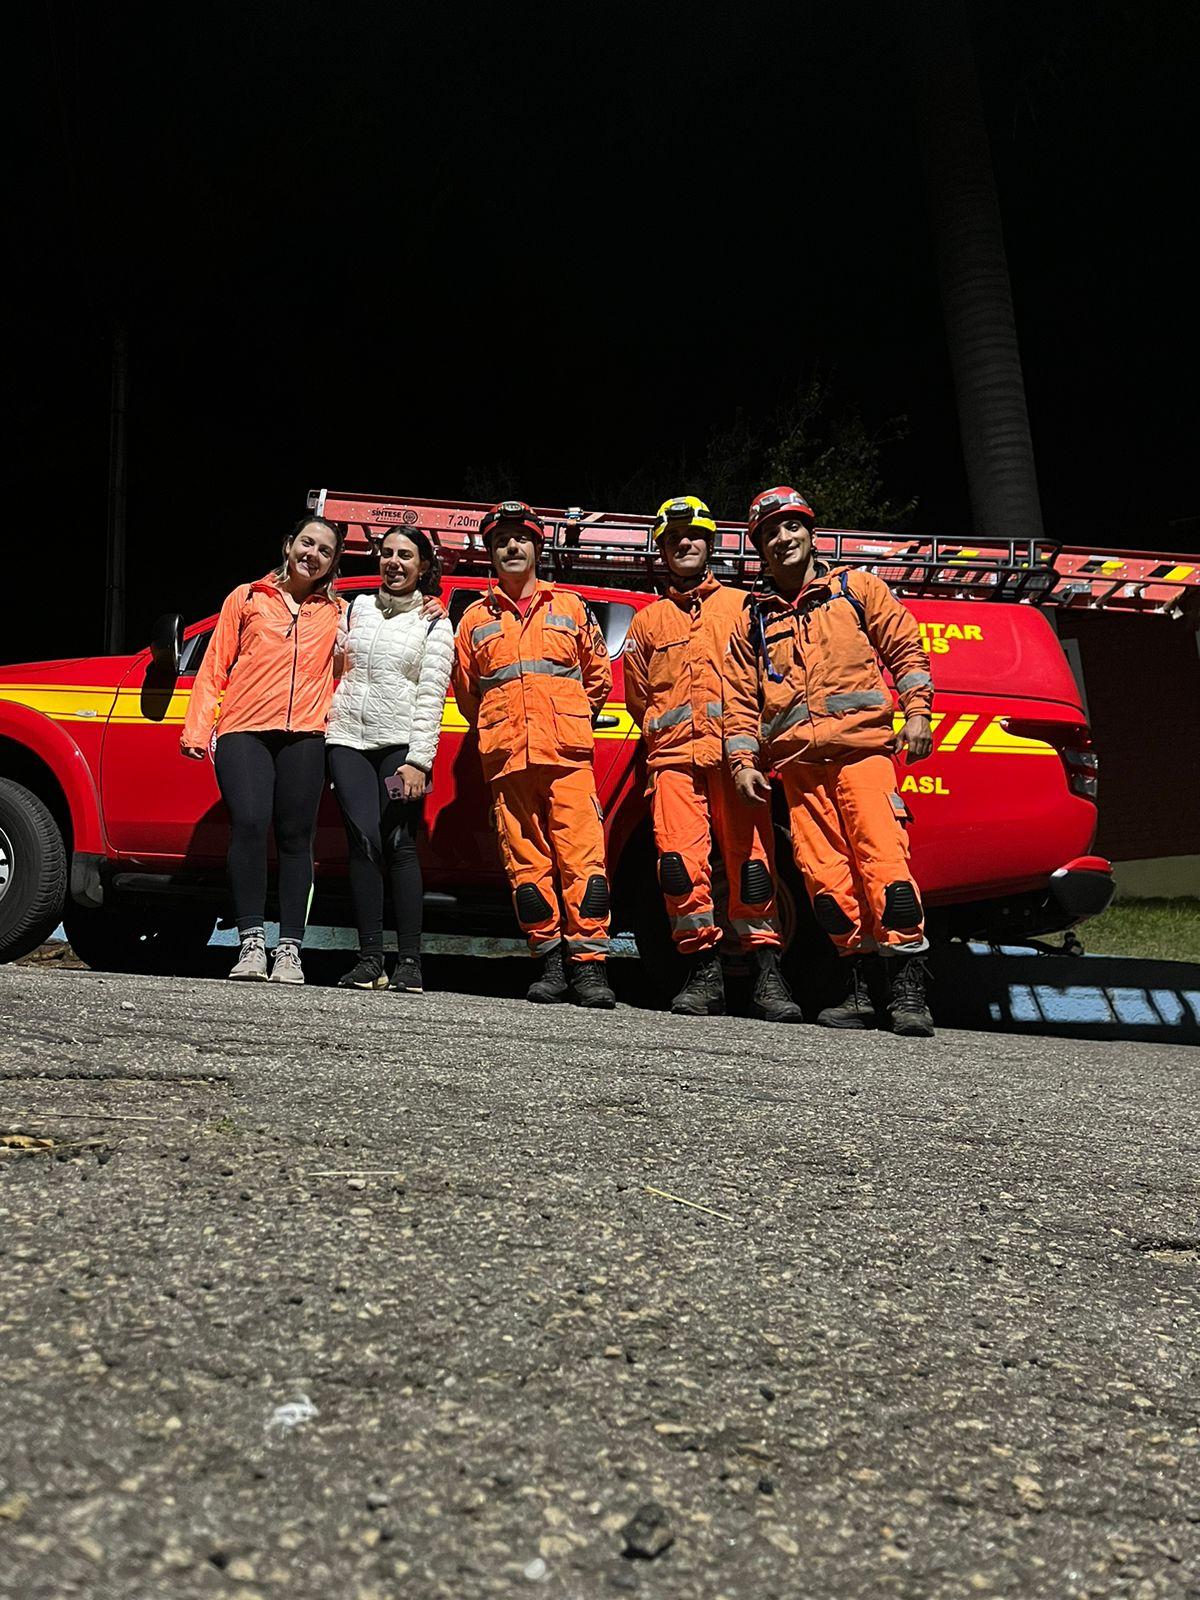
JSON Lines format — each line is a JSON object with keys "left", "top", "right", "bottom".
{"left": 479, "top": 500, "right": 546, "bottom": 547}
{"left": 746, "top": 486, "right": 815, "bottom": 546}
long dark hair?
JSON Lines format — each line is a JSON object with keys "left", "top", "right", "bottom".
{"left": 377, "top": 525, "right": 443, "bottom": 598}
{"left": 273, "top": 514, "right": 346, "bottom": 595}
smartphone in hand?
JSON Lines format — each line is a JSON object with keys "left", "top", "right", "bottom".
{"left": 384, "top": 770, "right": 431, "bottom": 801}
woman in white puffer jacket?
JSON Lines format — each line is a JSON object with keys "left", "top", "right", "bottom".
{"left": 326, "top": 527, "right": 454, "bottom": 993}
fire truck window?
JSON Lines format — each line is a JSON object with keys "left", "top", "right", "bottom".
{"left": 179, "top": 630, "right": 212, "bottom": 676}
{"left": 590, "top": 602, "right": 635, "bottom": 657}
{"left": 447, "top": 591, "right": 478, "bottom": 630}
{"left": 442, "top": 593, "right": 634, "bottom": 656}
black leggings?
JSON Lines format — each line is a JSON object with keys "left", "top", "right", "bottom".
{"left": 214, "top": 730, "right": 327, "bottom": 941}
{"left": 328, "top": 744, "right": 425, "bottom": 957}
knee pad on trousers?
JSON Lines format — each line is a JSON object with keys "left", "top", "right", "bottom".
{"left": 514, "top": 883, "right": 553, "bottom": 926}
{"left": 580, "top": 875, "right": 610, "bottom": 917}
{"left": 882, "top": 880, "right": 923, "bottom": 930}
{"left": 658, "top": 852, "right": 693, "bottom": 896}
{"left": 813, "top": 893, "right": 855, "bottom": 935}
{"left": 740, "top": 859, "right": 773, "bottom": 906}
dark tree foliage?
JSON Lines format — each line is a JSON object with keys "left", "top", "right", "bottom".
{"left": 461, "top": 379, "right": 916, "bottom": 532}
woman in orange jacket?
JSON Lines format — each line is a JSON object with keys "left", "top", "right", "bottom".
{"left": 179, "top": 514, "right": 346, "bottom": 984}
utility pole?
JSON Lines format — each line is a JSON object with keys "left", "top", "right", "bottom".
{"left": 105, "top": 321, "right": 129, "bottom": 653}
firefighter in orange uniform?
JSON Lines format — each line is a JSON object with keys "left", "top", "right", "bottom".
{"left": 724, "top": 487, "right": 936, "bottom": 1036}
{"left": 623, "top": 495, "right": 802, "bottom": 1021}
{"left": 452, "top": 500, "right": 616, "bottom": 1008}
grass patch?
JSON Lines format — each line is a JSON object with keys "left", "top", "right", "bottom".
{"left": 1080, "top": 898, "right": 1200, "bottom": 964}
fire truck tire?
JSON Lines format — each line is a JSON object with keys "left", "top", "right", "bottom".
{"left": 0, "top": 777, "right": 69, "bottom": 964}
{"left": 62, "top": 904, "right": 217, "bottom": 977}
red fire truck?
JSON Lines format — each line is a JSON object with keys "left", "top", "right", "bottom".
{"left": 2, "top": 487, "right": 1195, "bottom": 985}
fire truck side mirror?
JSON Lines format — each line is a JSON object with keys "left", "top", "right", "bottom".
{"left": 149, "top": 613, "right": 184, "bottom": 675}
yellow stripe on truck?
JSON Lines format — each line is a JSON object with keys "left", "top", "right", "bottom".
{"left": 3, "top": 683, "right": 1058, "bottom": 755}
{"left": 970, "top": 721, "right": 1056, "bottom": 756}
{"left": 0, "top": 684, "right": 636, "bottom": 739}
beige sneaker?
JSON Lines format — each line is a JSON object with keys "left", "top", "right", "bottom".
{"left": 268, "top": 942, "right": 305, "bottom": 985}
{"left": 228, "top": 933, "right": 268, "bottom": 981}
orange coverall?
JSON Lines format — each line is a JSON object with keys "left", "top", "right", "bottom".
{"left": 723, "top": 564, "right": 935, "bottom": 956}
{"left": 452, "top": 582, "right": 613, "bottom": 961}
{"left": 623, "top": 575, "right": 781, "bottom": 955}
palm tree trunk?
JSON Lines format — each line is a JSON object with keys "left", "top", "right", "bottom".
{"left": 912, "top": 0, "right": 1044, "bottom": 544}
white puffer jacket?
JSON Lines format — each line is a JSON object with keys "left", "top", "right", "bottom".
{"left": 326, "top": 591, "right": 455, "bottom": 770}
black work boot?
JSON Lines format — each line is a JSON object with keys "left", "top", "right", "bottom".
{"left": 817, "top": 956, "right": 878, "bottom": 1029}
{"left": 671, "top": 952, "right": 726, "bottom": 1016}
{"left": 887, "top": 952, "right": 935, "bottom": 1037}
{"left": 527, "top": 947, "right": 570, "bottom": 1004}
{"left": 751, "top": 949, "right": 804, "bottom": 1023}
{"left": 570, "top": 958, "right": 616, "bottom": 1010}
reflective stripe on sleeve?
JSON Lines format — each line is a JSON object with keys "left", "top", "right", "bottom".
{"left": 725, "top": 735, "right": 760, "bottom": 755}
{"left": 705, "top": 700, "right": 723, "bottom": 719}
{"left": 896, "top": 670, "right": 933, "bottom": 694}
{"left": 761, "top": 702, "right": 811, "bottom": 739}
{"left": 480, "top": 659, "right": 584, "bottom": 693}
{"left": 824, "top": 689, "right": 889, "bottom": 714}
{"left": 648, "top": 704, "right": 694, "bottom": 732}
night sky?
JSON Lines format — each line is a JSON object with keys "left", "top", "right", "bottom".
{"left": 12, "top": 0, "right": 1198, "bottom": 664}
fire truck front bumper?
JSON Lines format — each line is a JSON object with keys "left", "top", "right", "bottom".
{"left": 1047, "top": 855, "right": 1115, "bottom": 925}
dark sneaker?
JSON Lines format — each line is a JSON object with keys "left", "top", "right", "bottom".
{"left": 671, "top": 952, "right": 725, "bottom": 1016}
{"left": 389, "top": 957, "right": 424, "bottom": 994}
{"left": 527, "top": 947, "right": 570, "bottom": 1004}
{"left": 817, "top": 956, "right": 878, "bottom": 1029}
{"left": 751, "top": 949, "right": 804, "bottom": 1023}
{"left": 339, "top": 952, "right": 387, "bottom": 990}
{"left": 887, "top": 953, "right": 935, "bottom": 1037}
{"left": 228, "top": 933, "right": 268, "bottom": 982}
{"left": 570, "top": 958, "right": 616, "bottom": 1010}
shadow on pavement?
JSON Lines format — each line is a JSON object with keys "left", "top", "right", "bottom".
{"left": 929, "top": 943, "right": 1200, "bottom": 1046}
{"left": 24, "top": 938, "right": 1200, "bottom": 1046}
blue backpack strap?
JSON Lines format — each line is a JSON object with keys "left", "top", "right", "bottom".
{"left": 751, "top": 595, "right": 786, "bottom": 684}
{"left": 836, "top": 569, "right": 869, "bottom": 636}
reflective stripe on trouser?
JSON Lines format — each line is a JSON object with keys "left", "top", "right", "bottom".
{"left": 649, "top": 766, "right": 781, "bottom": 955}
{"left": 490, "top": 765, "right": 612, "bottom": 961}
{"left": 778, "top": 752, "right": 928, "bottom": 955}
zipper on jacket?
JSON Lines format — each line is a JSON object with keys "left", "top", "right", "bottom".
{"left": 285, "top": 601, "right": 299, "bottom": 730}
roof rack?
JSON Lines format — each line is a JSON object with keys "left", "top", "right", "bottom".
{"left": 309, "top": 488, "right": 1200, "bottom": 620}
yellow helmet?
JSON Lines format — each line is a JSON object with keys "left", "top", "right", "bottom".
{"left": 652, "top": 494, "right": 718, "bottom": 544}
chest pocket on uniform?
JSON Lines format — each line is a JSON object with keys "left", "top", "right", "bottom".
{"left": 648, "top": 635, "right": 686, "bottom": 697}
{"left": 542, "top": 612, "right": 579, "bottom": 664}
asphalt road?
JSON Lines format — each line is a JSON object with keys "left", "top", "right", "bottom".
{"left": 0, "top": 962, "right": 1197, "bottom": 1600}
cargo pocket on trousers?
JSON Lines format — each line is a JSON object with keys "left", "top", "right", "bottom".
{"left": 553, "top": 705, "right": 593, "bottom": 759}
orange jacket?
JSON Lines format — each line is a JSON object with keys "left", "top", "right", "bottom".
{"left": 181, "top": 577, "right": 344, "bottom": 749}
{"left": 623, "top": 574, "right": 748, "bottom": 773}
{"left": 723, "top": 564, "right": 934, "bottom": 771}
{"left": 452, "top": 581, "right": 612, "bottom": 781}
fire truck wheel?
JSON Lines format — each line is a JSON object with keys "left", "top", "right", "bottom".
{"left": 62, "top": 904, "right": 217, "bottom": 977}
{"left": 0, "top": 777, "right": 69, "bottom": 963}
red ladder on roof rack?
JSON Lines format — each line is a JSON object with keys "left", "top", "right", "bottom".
{"left": 309, "top": 488, "right": 1200, "bottom": 621}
